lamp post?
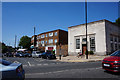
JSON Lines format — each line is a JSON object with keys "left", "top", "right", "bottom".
{"left": 85, "top": 0, "right": 88, "bottom": 59}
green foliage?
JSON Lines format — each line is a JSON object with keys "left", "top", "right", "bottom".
{"left": 19, "top": 36, "right": 31, "bottom": 49}
{"left": 115, "top": 18, "right": 120, "bottom": 27}
{"left": 1, "top": 42, "right": 14, "bottom": 53}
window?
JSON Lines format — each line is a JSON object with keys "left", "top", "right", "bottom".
{"left": 37, "top": 36, "right": 40, "bottom": 39}
{"left": 90, "top": 37, "right": 95, "bottom": 52}
{"left": 76, "top": 39, "right": 80, "bottom": 49}
{"left": 49, "top": 39, "right": 53, "bottom": 43}
{"left": 41, "top": 41, "right": 44, "bottom": 44}
{"left": 54, "top": 32, "right": 57, "bottom": 36}
{"left": 41, "top": 34, "right": 44, "bottom": 38}
{"left": 111, "top": 43, "right": 114, "bottom": 52}
{"left": 115, "top": 43, "right": 117, "bottom": 50}
{"left": 114, "top": 37, "right": 117, "bottom": 42}
{"left": 82, "top": 38, "right": 86, "bottom": 42}
{"left": 49, "top": 33, "right": 53, "bottom": 37}
{"left": 110, "top": 36, "right": 113, "bottom": 41}
{"left": 46, "top": 40, "right": 47, "bottom": 44}
{"left": 119, "top": 37, "right": 120, "bottom": 43}
{"left": 46, "top": 34, "right": 47, "bottom": 37}
{"left": 36, "top": 41, "right": 39, "bottom": 47}
{"left": 55, "top": 39, "right": 57, "bottom": 43}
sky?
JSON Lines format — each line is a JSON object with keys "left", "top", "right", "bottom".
{"left": 2, "top": 2, "right": 119, "bottom": 47}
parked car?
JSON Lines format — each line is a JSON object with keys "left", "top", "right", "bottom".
{"left": 40, "top": 52, "right": 56, "bottom": 59}
{"left": 24, "top": 53, "right": 32, "bottom": 57}
{"left": 6, "top": 53, "right": 14, "bottom": 57}
{"left": 32, "top": 51, "right": 42, "bottom": 58}
{"left": 15, "top": 53, "right": 25, "bottom": 57}
{"left": 102, "top": 50, "right": 120, "bottom": 72}
{"left": 0, "top": 59, "right": 25, "bottom": 79}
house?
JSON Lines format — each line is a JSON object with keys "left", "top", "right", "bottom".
{"left": 31, "top": 29, "right": 68, "bottom": 56}
{"left": 68, "top": 19, "right": 120, "bottom": 56}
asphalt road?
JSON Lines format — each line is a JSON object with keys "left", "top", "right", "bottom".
{"left": 3, "top": 57, "right": 120, "bottom": 79}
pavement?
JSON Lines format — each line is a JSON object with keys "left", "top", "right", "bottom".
{"left": 56, "top": 55, "right": 108, "bottom": 62}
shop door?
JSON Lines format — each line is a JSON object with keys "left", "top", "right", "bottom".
{"left": 82, "top": 44, "right": 87, "bottom": 55}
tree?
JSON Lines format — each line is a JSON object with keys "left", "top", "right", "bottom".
{"left": 19, "top": 36, "right": 31, "bottom": 49}
{"left": 115, "top": 18, "right": 120, "bottom": 27}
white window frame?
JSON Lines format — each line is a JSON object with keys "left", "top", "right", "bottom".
{"left": 49, "top": 33, "right": 53, "bottom": 37}
{"left": 41, "top": 34, "right": 45, "bottom": 38}
{"left": 54, "top": 32, "right": 57, "bottom": 36}
{"left": 55, "top": 39, "right": 57, "bottom": 43}
{"left": 49, "top": 39, "right": 53, "bottom": 43}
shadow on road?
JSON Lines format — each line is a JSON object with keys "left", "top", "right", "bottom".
{"left": 104, "top": 70, "right": 120, "bottom": 76}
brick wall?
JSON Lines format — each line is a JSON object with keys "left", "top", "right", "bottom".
{"left": 56, "top": 45, "right": 68, "bottom": 56}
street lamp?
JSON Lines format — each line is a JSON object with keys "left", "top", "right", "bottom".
{"left": 85, "top": 0, "right": 88, "bottom": 59}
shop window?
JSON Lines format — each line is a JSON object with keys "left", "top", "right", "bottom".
{"left": 76, "top": 39, "right": 80, "bottom": 49}
{"left": 111, "top": 43, "right": 114, "bottom": 52}
{"left": 90, "top": 37, "right": 95, "bottom": 52}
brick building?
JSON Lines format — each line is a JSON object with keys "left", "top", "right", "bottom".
{"left": 31, "top": 29, "right": 68, "bottom": 56}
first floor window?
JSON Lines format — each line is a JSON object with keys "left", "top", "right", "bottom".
{"left": 49, "top": 39, "right": 53, "bottom": 43}
{"left": 55, "top": 39, "right": 57, "bottom": 43}
{"left": 76, "top": 39, "right": 80, "bottom": 49}
{"left": 90, "top": 37, "right": 95, "bottom": 52}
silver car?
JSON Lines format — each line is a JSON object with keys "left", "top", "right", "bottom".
{"left": 0, "top": 59, "right": 25, "bottom": 80}
{"left": 32, "top": 51, "right": 42, "bottom": 58}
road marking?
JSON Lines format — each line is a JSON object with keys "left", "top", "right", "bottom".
{"left": 37, "top": 64, "right": 42, "bottom": 66}
{"left": 14, "top": 61, "right": 20, "bottom": 63}
{"left": 28, "top": 62, "right": 32, "bottom": 66}
{"left": 43, "top": 64, "right": 48, "bottom": 65}
{"left": 23, "top": 65, "right": 27, "bottom": 67}
{"left": 26, "top": 67, "right": 102, "bottom": 76}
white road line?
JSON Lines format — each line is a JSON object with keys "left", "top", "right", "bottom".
{"left": 26, "top": 67, "right": 102, "bottom": 75}
{"left": 28, "top": 61, "right": 32, "bottom": 66}
{"left": 43, "top": 64, "right": 48, "bottom": 65}
{"left": 14, "top": 61, "right": 20, "bottom": 63}
{"left": 37, "top": 64, "right": 42, "bottom": 66}
{"left": 23, "top": 65, "right": 27, "bottom": 67}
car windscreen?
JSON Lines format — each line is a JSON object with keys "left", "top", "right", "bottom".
{"left": 0, "top": 59, "right": 12, "bottom": 66}
{"left": 110, "top": 50, "right": 120, "bottom": 57}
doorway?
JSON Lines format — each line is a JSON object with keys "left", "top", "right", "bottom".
{"left": 82, "top": 44, "right": 87, "bottom": 55}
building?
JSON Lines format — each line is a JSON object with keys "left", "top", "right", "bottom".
{"left": 68, "top": 19, "right": 120, "bottom": 56}
{"left": 31, "top": 29, "right": 68, "bottom": 56}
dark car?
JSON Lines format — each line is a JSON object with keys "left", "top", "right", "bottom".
{"left": 24, "top": 53, "right": 32, "bottom": 57}
{"left": 15, "top": 53, "right": 25, "bottom": 57}
{"left": 0, "top": 59, "right": 25, "bottom": 79}
{"left": 40, "top": 52, "right": 56, "bottom": 59}
{"left": 102, "top": 50, "right": 120, "bottom": 72}
{"left": 6, "top": 53, "right": 13, "bottom": 57}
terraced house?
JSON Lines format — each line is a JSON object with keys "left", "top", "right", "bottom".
{"left": 31, "top": 29, "right": 68, "bottom": 56}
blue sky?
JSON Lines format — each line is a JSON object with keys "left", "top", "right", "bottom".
{"left": 2, "top": 2, "right": 118, "bottom": 47}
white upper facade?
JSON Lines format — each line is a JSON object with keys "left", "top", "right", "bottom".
{"left": 68, "top": 19, "right": 120, "bottom": 56}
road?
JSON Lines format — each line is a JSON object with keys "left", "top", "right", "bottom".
{"left": 3, "top": 57, "right": 120, "bottom": 79}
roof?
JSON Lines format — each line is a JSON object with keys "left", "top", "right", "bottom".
{"left": 37, "top": 29, "right": 67, "bottom": 36}
{"left": 68, "top": 19, "right": 118, "bottom": 29}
